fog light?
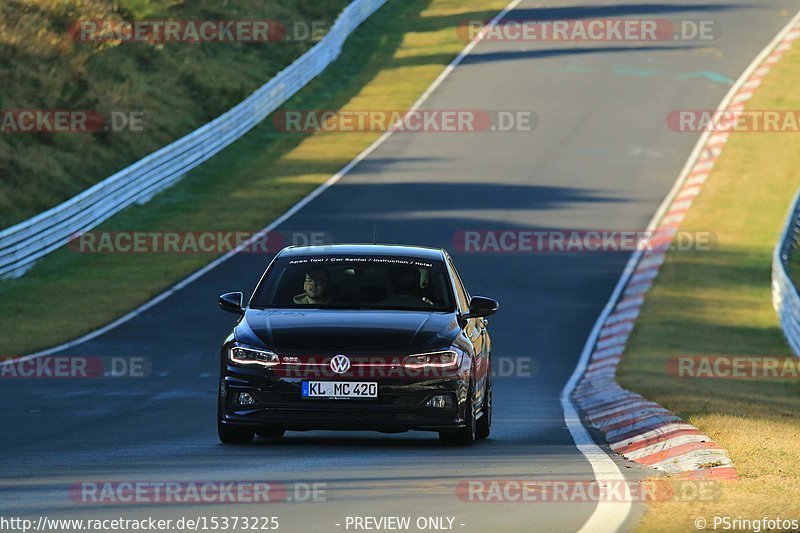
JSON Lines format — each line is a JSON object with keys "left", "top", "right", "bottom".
{"left": 238, "top": 392, "right": 256, "bottom": 406}
{"left": 426, "top": 394, "right": 452, "bottom": 408}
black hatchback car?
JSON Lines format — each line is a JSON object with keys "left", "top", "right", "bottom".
{"left": 217, "top": 244, "right": 498, "bottom": 445}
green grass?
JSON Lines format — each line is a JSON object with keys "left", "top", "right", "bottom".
{"left": 0, "top": 0, "right": 511, "bottom": 356}
{"left": 616, "top": 40, "right": 800, "bottom": 531}
{"left": 0, "top": 0, "right": 350, "bottom": 227}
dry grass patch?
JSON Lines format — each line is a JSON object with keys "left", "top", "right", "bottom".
{"left": 618, "top": 40, "right": 800, "bottom": 532}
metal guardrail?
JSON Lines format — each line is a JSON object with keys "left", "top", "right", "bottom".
{"left": 0, "top": 0, "right": 387, "bottom": 279}
{"left": 772, "top": 188, "right": 800, "bottom": 356}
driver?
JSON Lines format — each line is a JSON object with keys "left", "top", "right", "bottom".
{"left": 390, "top": 265, "right": 434, "bottom": 306}
{"left": 293, "top": 267, "right": 333, "bottom": 304}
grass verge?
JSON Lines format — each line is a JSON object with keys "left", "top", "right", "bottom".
{"left": 0, "top": 0, "right": 509, "bottom": 356}
{"left": 617, "top": 40, "right": 800, "bottom": 531}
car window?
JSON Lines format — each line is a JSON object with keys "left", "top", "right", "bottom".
{"left": 250, "top": 255, "right": 455, "bottom": 312}
{"left": 446, "top": 256, "right": 471, "bottom": 313}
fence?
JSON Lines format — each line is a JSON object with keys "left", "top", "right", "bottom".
{"left": 772, "top": 188, "right": 800, "bottom": 356}
{"left": 0, "top": 0, "right": 388, "bottom": 279}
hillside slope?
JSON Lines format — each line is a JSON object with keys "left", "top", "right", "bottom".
{"left": 0, "top": 0, "right": 349, "bottom": 228}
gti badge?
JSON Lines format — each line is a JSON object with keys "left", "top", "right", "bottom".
{"left": 330, "top": 354, "right": 351, "bottom": 374}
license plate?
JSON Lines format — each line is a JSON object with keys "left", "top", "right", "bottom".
{"left": 301, "top": 381, "right": 378, "bottom": 399}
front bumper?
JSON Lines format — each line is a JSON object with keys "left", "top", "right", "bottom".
{"left": 220, "top": 363, "right": 470, "bottom": 433}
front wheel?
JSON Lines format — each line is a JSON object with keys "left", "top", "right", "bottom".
{"left": 439, "top": 385, "right": 476, "bottom": 446}
{"left": 218, "top": 420, "right": 255, "bottom": 444}
{"left": 217, "top": 380, "right": 254, "bottom": 444}
{"left": 256, "top": 427, "right": 286, "bottom": 439}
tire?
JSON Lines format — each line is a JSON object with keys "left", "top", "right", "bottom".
{"left": 217, "top": 380, "right": 254, "bottom": 444}
{"left": 439, "top": 384, "right": 476, "bottom": 446}
{"left": 218, "top": 421, "right": 255, "bottom": 444}
{"left": 256, "top": 427, "right": 286, "bottom": 439}
{"left": 476, "top": 372, "right": 492, "bottom": 440}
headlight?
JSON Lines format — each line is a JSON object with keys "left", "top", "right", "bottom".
{"left": 402, "top": 350, "right": 461, "bottom": 369}
{"left": 229, "top": 345, "right": 279, "bottom": 367}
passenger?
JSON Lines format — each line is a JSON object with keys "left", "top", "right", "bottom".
{"left": 293, "top": 267, "right": 333, "bottom": 304}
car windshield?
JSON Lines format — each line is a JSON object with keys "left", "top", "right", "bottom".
{"left": 250, "top": 255, "right": 455, "bottom": 311}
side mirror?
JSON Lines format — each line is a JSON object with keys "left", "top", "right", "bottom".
{"left": 219, "top": 292, "right": 244, "bottom": 315}
{"left": 464, "top": 296, "right": 499, "bottom": 319}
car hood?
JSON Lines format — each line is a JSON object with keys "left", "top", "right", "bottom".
{"left": 236, "top": 308, "right": 461, "bottom": 354}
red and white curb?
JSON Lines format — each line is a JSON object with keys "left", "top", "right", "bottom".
{"left": 572, "top": 15, "right": 800, "bottom": 479}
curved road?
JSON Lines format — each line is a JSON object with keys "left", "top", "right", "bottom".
{"left": 1, "top": 1, "right": 796, "bottom": 531}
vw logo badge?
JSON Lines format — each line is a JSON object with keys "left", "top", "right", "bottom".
{"left": 330, "top": 354, "right": 351, "bottom": 374}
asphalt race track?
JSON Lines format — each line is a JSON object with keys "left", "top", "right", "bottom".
{"left": 1, "top": 1, "right": 797, "bottom": 531}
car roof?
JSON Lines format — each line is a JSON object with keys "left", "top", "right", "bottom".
{"left": 278, "top": 244, "right": 446, "bottom": 261}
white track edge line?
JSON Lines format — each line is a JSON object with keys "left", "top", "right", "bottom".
{"left": 563, "top": 227, "right": 637, "bottom": 533}
{"left": 566, "top": 8, "right": 800, "bottom": 533}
